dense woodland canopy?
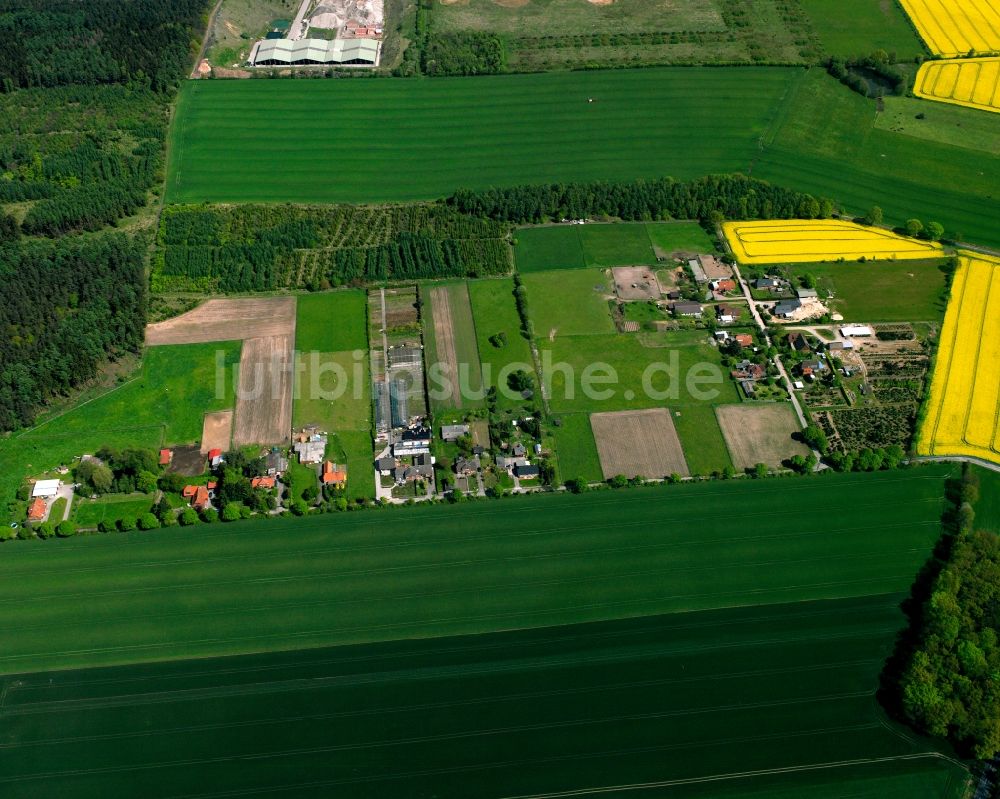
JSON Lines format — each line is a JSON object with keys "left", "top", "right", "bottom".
{"left": 894, "top": 469, "right": 1000, "bottom": 759}
{"left": 0, "top": 0, "right": 207, "bottom": 91}
{"left": 0, "top": 235, "right": 147, "bottom": 430}
{"left": 0, "top": 1, "right": 206, "bottom": 433}
{"left": 449, "top": 175, "right": 832, "bottom": 225}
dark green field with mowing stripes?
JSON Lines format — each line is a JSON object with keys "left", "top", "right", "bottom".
{"left": 0, "top": 467, "right": 966, "bottom": 795}
{"left": 166, "top": 68, "right": 799, "bottom": 204}
{"left": 0, "top": 597, "right": 965, "bottom": 797}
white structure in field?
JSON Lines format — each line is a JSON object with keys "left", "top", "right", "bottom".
{"left": 31, "top": 479, "right": 60, "bottom": 498}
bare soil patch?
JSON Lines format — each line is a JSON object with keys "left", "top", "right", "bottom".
{"left": 232, "top": 335, "right": 294, "bottom": 447}
{"left": 169, "top": 446, "right": 206, "bottom": 477}
{"left": 429, "top": 287, "right": 462, "bottom": 407}
{"left": 145, "top": 298, "right": 295, "bottom": 346}
{"left": 591, "top": 408, "right": 688, "bottom": 479}
{"left": 613, "top": 266, "right": 661, "bottom": 301}
{"left": 716, "top": 404, "right": 808, "bottom": 470}
{"left": 698, "top": 255, "right": 732, "bottom": 281}
{"left": 200, "top": 409, "right": 234, "bottom": 454}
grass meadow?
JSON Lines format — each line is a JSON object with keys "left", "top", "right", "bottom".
{"left": 0, "top": 343, "right": 240, "bottom": 525}
{"left": 0, "top": 468, "right": 963, "bottom": 796}
{"left": 466, "top": 278, "right": 536, "bottom": 412}
{"left": 72, "top": 494, "right": 155, "bottom": 528}
{"left": 294, "top": 291, "right": 369, "bottom": 352}
{"left": 550, "top": 412, "right": 603, "bottom": 483}
{"left": 799, "top": 0, "right": 926, "bottom": 57}
{"left": 516, "top": 222, "right": 715, "bottom": 273}
{"left": 875, "top": 95, "right": 1000, "bottom": 157}
{"left": 522, "top": 268, "right": 616, "bottom": 338}
{"left": 166, "top": 69, "right": 799, "bottom": 203}
{"left": 671, "top": 403, "right": 734, "bottom": 475}
{"left": 293, "top": 292, "right": 372, "bottom": 497}
{"left": 788, "top": 259, "right": 949, "bottom": 322}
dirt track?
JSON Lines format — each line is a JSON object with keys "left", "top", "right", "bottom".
{"left": 716, "top": 403, "right": 808, "bottom": 469}
{"left": 590, "top": 408, "right": 688, "bottom": 479}
{"left": 429, "top": 287, "right": 461, "bottom": 407}
{"left": 232, "top": 336, "right": 294, "bottom": 447}
{"left": 145, "top": 298, "right": 296, "bottom": 346}
{"left": 200, "top": 410, "right": 234, "bottom": 454}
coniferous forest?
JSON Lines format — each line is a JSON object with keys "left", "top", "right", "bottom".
{"left": 0, "top": 1, "right": 206, "bottom": 432}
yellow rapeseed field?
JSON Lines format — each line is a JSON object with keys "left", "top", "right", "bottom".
{"left": 722, "top": 220, "right": 943, "bottom": 264}
{"left": 914, "top": 57, "right": 1000, "bottom": 114}
{"left": 917, "top": 253, "right": 1000, "bottom": 465}
{"left": 897, "top": 0, "right": 1000, "bottom": 57}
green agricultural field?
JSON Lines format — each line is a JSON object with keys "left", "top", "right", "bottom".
{"left": 166, "top": 69, "right": 800, "bottom": 204}
{"left": 645, "top": 220, "right": 716, "bottom": 256}
{"left": 799, "top": 0, "right": 925, "bottom": 58}
{"left": 0, "top": 594, "right": 966, "bottom": 798}
{"left": 294, "top": 291, "right": 369, "bottom": 352}
{"left": 423, "top": 282, "right": 485, "bottom": 411}
{"left": 671, "top": 403, "right": 735, "bottom": 475}
{"left": 523, "top": 268, "right": 616, "bottom": 339}
{"left": 293, "top": 351, "right": 371, "bottom": 432}
{"left": 875, "top": 96, "right": 1000, "bottom": 157}
{"left": 542, "top": 329, "right": 740, "bottom": 414}
{"left": 756, "top": 69, "right": 1000, "bottom": 248}
{"left": 0, "top": 467, "right": 951, "bottom": 674}
{"left": 578, "top": 223, "right": 657, "bottom": 267}
{"left": 515, "top": 226, "right": 587, "bottom": 272}
{"left": 0, "top": 468, "right": 966, "bottom": 796}
{"left": 517, "top": 222, "right": 714, "bottom": 273}
{"left": 787, "top": 259, "right": 949, "bottom": 322}
{"left": 0, "top": 343, "right": 240, "bottom": 525}
{"left": 467, "top": 278, "right": 536, "bottom": 411}
{"left": 550, "top": 412, "right": 603, "bottom": 483}
{"left": 973, "top": 467, "right": 1000, "bottom": 532}
{"left": 72, "top": 494, "right": 155, "bottom": 529}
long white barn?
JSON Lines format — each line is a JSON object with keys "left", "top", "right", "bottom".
{"left": 251, "top": 38, "right": 379, "bottom": 67}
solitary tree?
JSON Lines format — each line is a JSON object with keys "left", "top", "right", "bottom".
{"left": 866, "top": 206, "right": 883, "bottom": 226}
{"left": 926, "top": 221, "right": 945, "bottom": 241}
{"left": 905, "top": 218, "right": 924, "bottom": 238}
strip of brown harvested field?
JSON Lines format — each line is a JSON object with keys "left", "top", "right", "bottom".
{"left": 145, "top": 298, "right": 296, "bottom": 345}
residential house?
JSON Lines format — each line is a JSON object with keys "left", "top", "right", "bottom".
{"left": 515, "top": 463, "right": 540, "bottom": 480}
{"left": 454, "top": 456, "right": 480, "bottom": 476}
{"left": 27, "top": 497, "right": 47, "bottom": 522}
{"left": 376, "top": 456, "right": 397, "bottom": 476}
{"left": 715, "top": 304, "right": 738, "bottom": 324}
{"left": 251, "top": 476, "right": 276, "bottom": 490}
{"left": 773, "top": 299, "right": 801, "bottom": 318}
{"left": 182, "top": 485, "right": 198, "bottom": 499}
{"left": 190, "top": 486, "right": 211, "bottom": 511}
{"left": 498, "top": 456, "right": 529, "bottom": 471}
{"left": 787, "top": 332, "right": 811, "bottom": 353}
{"left": 710, "top": 278, "right": 737, "bottom": 293}
{"left": 441, "top": 424, "right": 470, "bottom": 442}
{"left": 731, "top": 360, "right": 766, "bottom": 380}
{"left": 472, "top": 445, "right": 486, "bottom": 457}
{"left": 796, "top": 287, "right": 818, "bottom": 300}
{"left": 208, "top": 448, "right": 224, "bottom": 468}
{"left": 266, "top": 449, "right": 289, "bottom": 475}
{"left": 734, "top": 333, "right": 754, "bottom": 348}
{"left": 665, "top": 290, "right": 681, "bottom": 301}
{"left": 293, "top": 434, "right": 327, "bottom": 464}
{"left": 321, "top": 461, "right": 347, "bottom": 489}
{"left": 671, "top": 301, "right": 703, "bottom": 317}
{"left": 753, "top": 277, "right": 783, "bottom": 291}
{"left": 512, "top": 442, "right": 527, "bottom": 458}
{"left": 159, "top": 449, "right": 173, "bottom": 467}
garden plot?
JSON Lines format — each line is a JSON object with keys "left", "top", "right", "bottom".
{"left": 590, "top": 408, "right": 688, "bottom": 478}
{"left": 716, "top": 403, "right": 808, "bottom": 470}
{"left": 200, "top": 410, "right": 234, "bottom": 454}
